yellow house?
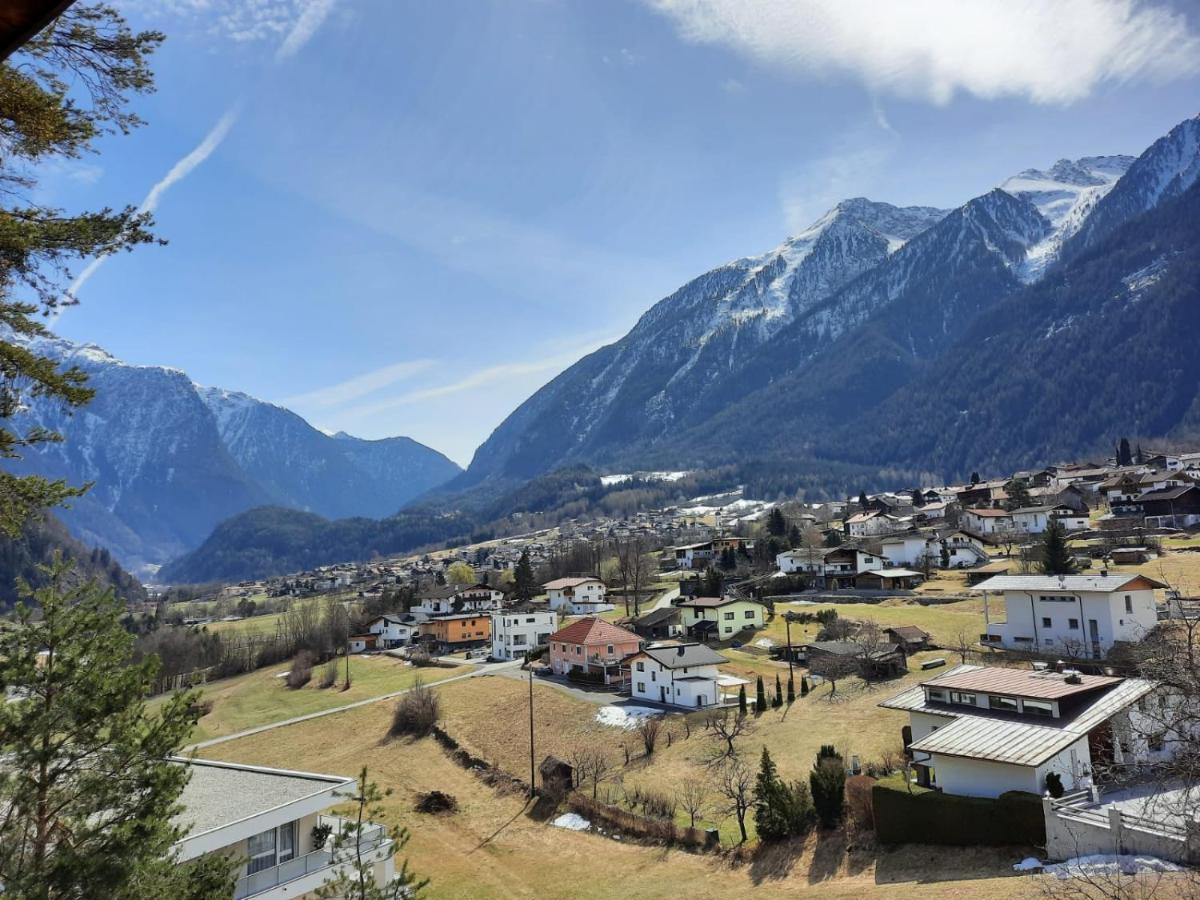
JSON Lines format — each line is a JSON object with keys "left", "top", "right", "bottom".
{"left": 676, "top": 596, "right": 766, "bottom": 641}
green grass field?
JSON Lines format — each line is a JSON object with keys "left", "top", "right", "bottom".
{"left": 205, "top": 612, "right": 285, "bottom": 638}
{"left": 156, "top": 655, "right": 474, "bottom": 743}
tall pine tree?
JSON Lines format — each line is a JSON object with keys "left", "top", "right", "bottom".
{"left": 0, "top": 4, "right": 163, "bottom": 535}
{"left": 0, "top": 560, "right": 234, "bottom": 898}
{"left": 513, "top": 549, "right": 537, "bottom": 603}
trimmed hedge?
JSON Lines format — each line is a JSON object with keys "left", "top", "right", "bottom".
{"left": 872, "top": 775, "right": 1044, "bottom": 846}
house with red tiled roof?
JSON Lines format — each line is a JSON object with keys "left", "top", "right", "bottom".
{"left": 547, "top": 617, "right": 642, "bottom": 685}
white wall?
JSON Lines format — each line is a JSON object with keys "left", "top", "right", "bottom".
{"left": 928, "top": 754, "right": 1039, "bottom": 798}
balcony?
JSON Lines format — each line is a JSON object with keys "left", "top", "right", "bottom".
{"left": 234, "top": 816, "right": 392, "bottom": 900}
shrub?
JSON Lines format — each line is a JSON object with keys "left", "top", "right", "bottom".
{"left": 311, "top": 822, "right": 333, "bottom": 850}
{"left": 872, "top": 775, "right": 1045, "bottom": 846}
{"left": 286, "top": 650, "right": 316, "bottom": 689}
{"left": 754, "top": 747, "right": 815, "bottom": 842}
{"left": 414, "top": 790, "right": 458, "bottom": 814}
{"left": 319, "top": 657, "right": 338, "bottom": 689}
{"left": 390, "top": 676, "right": 440, "bottom": 737}
{"left": 809, "top": 745, "right": 846, "bottom": 828}
{"left": 638, "top": 717, "right": 663, "bottom": 756}
{"left": 186, "top": 697, "right": 214, "bottom": 719}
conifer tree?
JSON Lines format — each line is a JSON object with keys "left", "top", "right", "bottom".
{"left": 0, "top": 559, "right": 234, "bottom": 897}
{"left": 1117, "top": 437, "right": 1133, "bottom": 466}
{"left": 513, "top": 549, "right": 537, "bottom": 603}
{"left": 786, "top": 675, "right": 796, "bottom": 704}
{"left": 753, "top": 747, "right": 814, "bottom": 842}
{"left": 800, "top": 675, "right": 810, "bottom": 697}
{"left": 738, "top": 685, "right": 748, "bottom": 716}
{"left": 766, "top": 507, "right": 787, "bottom": 537}
{"left": 0, "top": 4, "right": 163, "bottom": 535}
{"left": 1039, "top": 519, "right": 1076, "bottom": 576}
{"left": 773, "top": 673, "right": 783, "bottom": 708}
{"left": 809, "top": 745, "right": 846, "bottom": 829}
{"left": 755, "top": 675, "right": 766, "bottom": 713}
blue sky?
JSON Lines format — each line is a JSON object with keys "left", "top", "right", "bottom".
{"left": 45, "top": 0, "right": 1200, "bottom": 467}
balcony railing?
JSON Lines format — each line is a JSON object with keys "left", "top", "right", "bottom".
{"left": 234, "top": 816, "right": 391, "bottom": 899}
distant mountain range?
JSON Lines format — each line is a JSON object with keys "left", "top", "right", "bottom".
{"left": 8, "top": 337, "right": 461, "bottom": 573}
{"left": 457, "top": 114, "right": 1199, "bottom": 487}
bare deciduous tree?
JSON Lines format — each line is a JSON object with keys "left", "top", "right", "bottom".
{"left": 704, "top": 708, "right": 754, "bottom": 766}
{"left": 637, "top": 717, "right": 662, "bottom": 756}
{"left": 714, "top": 757, "right": 753, "bottom": 843}
{"left": 569, "top": 747, "right": 615, "bottom": 800}
{"left": 676, "top": 777, "right": 709, "bottom": 828}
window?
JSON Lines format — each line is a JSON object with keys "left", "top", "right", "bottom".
{"left": 606, "top": 644, "right": 614, "bottom": 655}
{"left": 1069, "top": 618, "right": 1079, "bottom": 629}
{"left": 926, "top": 689, "right": 946, "bottom": 702}
{"left": 277, "top": 821, "right": 296, "bottom": 864}
{"left": 948, "top": 691, "right": 976, "bottom": 706}
{"left": 651, "top": 671, "right": 656, "bottom": 682}
{"left": 723, "top": 612, "right": 735, "bottom": 621}
{"left": 247, "top": 828, "right": 277, "bottom": 875}
{"left": 636, "top": 682, "right": 645, "bottom": 693}
{"left": 724, "top": 626, "right": 732, "bottom": 634}
{"left": 575, "top": 646, "right": 581, "bottom": 655}
{"left": 636, "top": 661, "right": 645, "bottom": 672}
{"left": 1125, "top": 595, "right": 1133, "bottom": 614}
{"left": 989, "top": 695, "right": 1018, "bottom": 712}
{"left": 1023, "top": 699, "right": 1053, "bottom": 717}
{"left": 744, "top": 610, "right": 755, "bottom": 618}
{"left": 1041, "top": 617, "right": 1052, "bottom": 628}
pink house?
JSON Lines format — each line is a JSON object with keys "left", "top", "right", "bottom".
{"left": 547, "top": 617, "right": 642, "bottom": 685}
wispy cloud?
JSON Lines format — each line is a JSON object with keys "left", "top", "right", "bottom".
{"left": 778, "top": 115, "right": 899, "bottom": 233}
{"left": 644, "top": 0, "right": 1200, "bottom": 104}
{"left": 282, "top": 358, "right": 435, "bottom": 410}
{"left": 62, "top": 106, "right": 240, "bottom": 303}
{"left": 275, "top": 0, "right": 338, "bottom": 61}
{"left": 341, "top": 335, "right": 617, "bottom": 421}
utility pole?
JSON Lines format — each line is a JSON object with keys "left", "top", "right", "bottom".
{"left": 528, "top": 666, "right": 536, "bottom": 799}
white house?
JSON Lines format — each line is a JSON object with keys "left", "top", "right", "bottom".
{"left": 974, "top": 573, "right": 1166, "bottom": 658}
{"left": 878, "top": 533, "right": 928, "bottom": 568}
{"left": 676, "top": 596, "right": 766, "bottom": 640}
{"left": 366, "top": 615, "right": 417, "bottom": 649}
{"left": 490, "top": 607, "right": 558, "bottom": 661}
{"left": 775, "top": 546, "right": 828, "bottom": 574}
{"left": 627, "top": 642, "right": 728, "bottom": 709}
{"left": 412, "top": 584, "right": 503, "bottom": 617}
{"left": 844, "top": 510, "right": 906, "bottom": 538}
{"left": 924, "top": 531, "right": 989, "bottom": 568}
{"left": 880, "top": 665, "right": 1171, "bottom": 799}
{"left": 543, "top": 577, "right": 612, "bottom": 615}
{"left": 671, "top": 541, "right": 716, "bottom": 569}
{"left": 961, "top": 507, "right": 1015, "bottom": 537}
{"left": 172, "top": 758, "right": 395, "bottom": 899}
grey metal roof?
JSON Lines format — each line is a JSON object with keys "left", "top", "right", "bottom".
{"left": 908, "top": 715, "right": 1079, "bottom": 766}
{"left": 173, "top": 759, "right": 352, "bottom": 837}
{"left": 861, "top": 568, "right": 924, "bottom": 579}
{"left": 889, "top": 669, "right": 1158, "bottom": 768}
{"left": 971, "top": 574, "right": 1166, "bottom": 593}
{"left": 634, "top": 607, "right": 681, "bottom": 627}
{"left": 641, "top": 643, "right": 727, "bottom": 669}
{"left": 922, "top": 667, "right": 1120, "bottom": 700}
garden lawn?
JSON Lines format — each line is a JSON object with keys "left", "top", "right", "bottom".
{"left": 206, "top": 612, "right": 285, "bottom": 638}
{"left": 159, "top": 656, "right": 474, "bottom": 743}
{"left": 762, "top": 599, "right": 987, "bottom": 648}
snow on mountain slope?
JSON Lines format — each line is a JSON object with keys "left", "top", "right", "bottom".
{"left": 8, "top": 335, "right": 460, "bottom": 570}
{"left": 1000, "top": 155, "right": 1135, "bottom": 281}
{"left": 1067, "top": 114, "right": 1200, "bottom": 256}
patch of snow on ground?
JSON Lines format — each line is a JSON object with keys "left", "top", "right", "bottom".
{"left": 754, "top": 638, "right": 776, "bottom": 648}
{"left": 1012, "top": 858, "right": 1042, "bottom": 872}
{"left": 1042, "top": 855, "right": 1182, "bottom": 878}
{"left": 595, "top": 705, "right": 662, "bottom": 729}
{"left": 552, "top": 813, "right": 591, "bottom": 831}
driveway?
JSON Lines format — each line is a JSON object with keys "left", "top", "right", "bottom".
{"left": 493, "top": 665, "right": 626, "bottom": 705}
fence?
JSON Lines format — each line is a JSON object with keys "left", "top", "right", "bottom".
{"left": 1044, "top": 791, "right": 1197, "bottom": 864}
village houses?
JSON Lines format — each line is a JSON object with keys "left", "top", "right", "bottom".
{"left": 490, "top": 607, "right": 558, "bottom": 661}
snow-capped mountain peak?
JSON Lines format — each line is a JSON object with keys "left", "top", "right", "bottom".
{"left": 999, "top": 154, "right": 1135, "bottom": 281}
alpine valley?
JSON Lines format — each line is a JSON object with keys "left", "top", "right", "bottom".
{"left": 7, "top": 336, "right": 462, "bottom": 574}
{"left": 19, "top": 114, "right": 1200, "bottom": 583}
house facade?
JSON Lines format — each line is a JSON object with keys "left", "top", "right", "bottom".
{"left": 878, "top": 533, "right": 928, "bottom": 567}
{"left": 417, "top": 613, "right": 491, "bottom": 653}
{"left": 412, "top": 584, "right": 503, "bottom": 617}
{"left": 366, "top": 615, "right": 417, "bottom": 649}
{"left": 961, "top": 507, "right": 1015, "bottom": 537}
{"left": 543, "top": 577, "right": 613, "bottom": 615}
{"left": 974, "top": 574, "right": 1165, "bottom": 658}
{"left": 881, "top": 665, "right": 1171, "bottom": 799}
{"left": 490, "top": 608, "right": 558, "bottom": 661}
{"left": 172, "top": 758, "right": 394, "bottom": 900}
{"left": 676, "top": 596, "right": 766, "bottom": 641}
{"left": 547, "top": 617, "right": 642, "bottom": 684}
{"left": 627, "top": 643, "right": 727, "bottom": 709}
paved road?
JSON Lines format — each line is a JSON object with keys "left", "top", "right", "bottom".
{"left": 186, "top": 659, "right": 522, "bottom": 752}
{"left": 493, "top": 665, "right": 625, "bottom": 705}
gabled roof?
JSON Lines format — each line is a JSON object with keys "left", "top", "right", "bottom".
{"left": 845, "top": 510, "right": 881, "bottom": 524}
{"left": 861, "top": 568, "right": 924, "bottom": 579}
{"left": 677, "top": 596, "right": 765, "bottom": 609}
{"left": 884, "top": 625, "right": 930, "bottom": 641}
{"left": 633, "top": 606, "right": 681, "bottom": 627}
{"left": 1134, "top": 485, "right": 1200, "bottom": 502}
{"left": 634, "top": 643, "right": 727, "bottom": 669}
{"left": 971, "top": 574, "right": 1167, "bottom": 593}
{"left": 543, "top": 577, "right": 603, "bottom": 590}
{"left": 963, "top": 507, "right": 1013, "bottom": 517}
{"left": 548, "top": 616, "right": 639, "bottom": 646}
